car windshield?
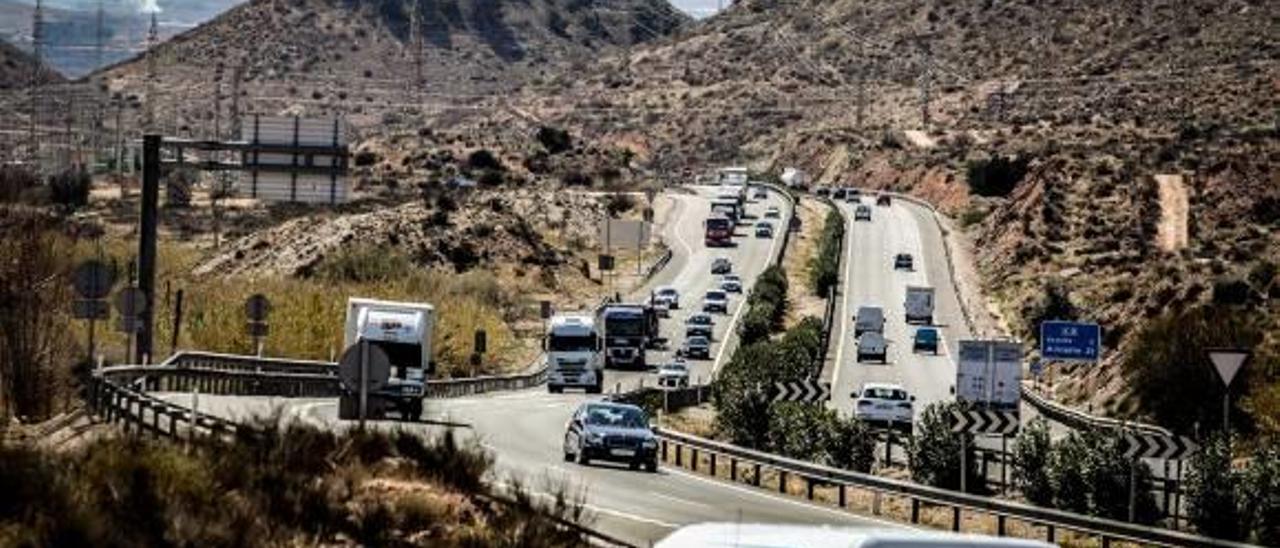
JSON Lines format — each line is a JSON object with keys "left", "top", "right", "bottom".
{"left": 584, "top": 405, "right": 648, "bottom": 428}
{"left": 548, "top": 334, "right": 595, "bottom": 352}
{"left": 706, "top": 291, "right": 726, "bottom": 300}
{"left": 605, "top": 317, "right": 644, "bottom": 336}
{"left": 687, "top": 337, "right": 709, "bottom": 346}
{"left": 918, "top": 329, "right": 937, "bottom": 340}
{"left": 688, "top": 315, "right": 711, "bottom": 324}
{"left": 724, "top": 275, "right": 740, "bottom": 282}
{"left": 662, "top": 364, "right": 687, "bottom": 373}
{"left": 657, "top": 288, "right": 677, "bottom": 297}
{"left": 864, "top": 387, "right": 908, "bottom": 400}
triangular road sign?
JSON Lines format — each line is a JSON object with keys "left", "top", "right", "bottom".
{"left": 1208, "top": 349, "right": 1249, "bottom": 387}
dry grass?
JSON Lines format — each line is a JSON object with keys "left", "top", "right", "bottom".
{"left": 783, "top": 196, "right": 833, "bottom": 329}
{"left": 0, "top": 419, "right": 589, "bottom": 547}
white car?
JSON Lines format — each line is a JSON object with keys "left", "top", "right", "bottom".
{"left": 703, "top": 290, "right": 729, "bottom": 314}
{"left": 720, "top": 274, "right": 743, "bottom": 293}
{"left": 764, "top": 206, "right": 781, "bottom": 219}
{"left": 852, "top": 383, "right": 915, "bottom": 429}
{"left": 652, "top": 286, "right": 680, "bottom": 310}
{"left": 657, "top": 361, "right": 691, "bottom": 389}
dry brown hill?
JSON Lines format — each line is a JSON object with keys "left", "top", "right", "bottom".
{"left": 0, "top": 38, "right": 62, "bottom": 90}
{"left": 519, "top": 0, "right": 1279, "bottom": 429}
{"left": 94, "top": 0, "right": 687, "bottom": 138}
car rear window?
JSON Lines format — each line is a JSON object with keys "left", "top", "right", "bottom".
{"left": 707, "top": 291, "right": 726, "bottom": 300}
{"left": 865, "top": 388, "right": 908, "bottom": 400}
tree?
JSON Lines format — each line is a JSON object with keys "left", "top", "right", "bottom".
{"left": 1241, "top": 438, "right": 1280, "bottom": 544}
{"left": 824, "top": 416, "right": 876, "bottom": 473}
{"left": 1187, "top": 434, "right": 1244, "bottom": 539}
{"left": 767, "top": 403, "right": 828, "bottom": 460}
{"left": 966, "top": 155, "right": 1030, "bottom": 197}
{"left": 1121, "top": 305, "right": 1263, "bottom": 434}
{"left": 908, "top": 402, "right": 982, "bottom": 492}
{"left": 1012, "top": 418, "right": 1053, "bottom": 506}
{"left": 1048, "top": 432, "right": 1091, "bottom": 513}
{"left": 1084, "top": 430, "right": 1159, "bottom": 524}
{"left": 536, "top": 126, "right": 573, "bottom": 154}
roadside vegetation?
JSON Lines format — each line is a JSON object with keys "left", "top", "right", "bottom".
{"left": 0, "top": 420, "right": 589, "bottom": 547}
{"left": 808, "top": 208, "right": 844, "bottom": 297}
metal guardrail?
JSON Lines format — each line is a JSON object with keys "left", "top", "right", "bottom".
{"left": 1021, "top": 385, "right": 1171, "bottom": 436}
{"left": 653, "top": 428, "right": 1254, "bottom": 548}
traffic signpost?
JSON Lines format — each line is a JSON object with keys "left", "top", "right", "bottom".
{"left": 244, "top": 294, "right": 271, "bottom": 356}
{"left": 1207, "top": 348, "right": 1250, "bottom": 434}
{"left": 954, "top": 339, "right": 1024, "bottom": 493}
{"left": 114, "top": 286, "right": 146, "bottom": 363}
{"left": 338, "top": 341, "right": 390, "bottom": 428}
{"left": 1040, "top": 321, "right": 1101, "bottom": 362}
{"left": 72, "top": 259, "right": 117, "bottom": 364}
{"left": 771, "top": 380, "right": 830, "bottom": 403}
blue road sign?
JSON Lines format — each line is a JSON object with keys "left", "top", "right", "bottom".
{"left": 1040, "top": 321, "right": 1101, "bottom": 362}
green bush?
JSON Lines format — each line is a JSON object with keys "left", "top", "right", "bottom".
{"left": 467, "top": 149, "right": 504, "bottom": 172}
{"left": 1046, "top": 430, "right": 1159, "bottom": 524}
{"left": 536, "top": 126, "right": 573, "bottom": 154}
{"left": 824, "top": 415, "right": 876, "bottom": 473}
{"left": 1241, "top": 438, "right": 1280, "bottom": 544}
{"left": 0, "top": 166, "right": 38, "bottom": 203}
{"left": 738, "top": 265, "right": 790, "bottom": 345}
{"left": 1120, "top": 305, "right": 1264, "bottom": 434}
{"left": 1187, "top": 434, "right": 1244, "bottom": 539}
{"left": 808, "top": 209, "right": 844, "bottom": 296}
{"left": 1012, "top": 418, "right": 1053, "bottom": 506}
{"left": 907, "top": 402, "right": 984, "bottom": 493}
{"left": 768, "top": 403, "right": 830, "bottom": 461}
{"left": 48, "top": 168, "right": 91, "bottom": 210}
{"left": 966, "top": 155, "right": 1030, "bottom": 197}
{"left": 312, "top": 245, "right": 413, "bottom": 283}
{"left": 1048, "top": 432, "right": 1091, "bottom": 513}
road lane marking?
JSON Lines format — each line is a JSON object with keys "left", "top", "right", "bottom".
{"left": 711, "top": 191, "right": 788, "bottom": 376}
{"left": 493, "top": 480, "right": 680, "bottom": 529}
{"left": 648, "top": 491, "right": 714, "bottom": 510}
{"left": 661, "top": 466, "right": 909, "bottom": 529}
{"left": 831, "top": 202, "right": 858, "bottom": 413}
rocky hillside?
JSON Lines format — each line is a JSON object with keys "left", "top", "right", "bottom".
{"left": 0, "top": 38, "right": 61, "bottom": 89}
{"left": 94, "top": 0, "right": 687, "bottom": 138}
{"left": 523, "top": 0, "right": 1278, "bottom": 426}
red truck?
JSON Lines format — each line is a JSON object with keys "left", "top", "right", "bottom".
{"left": 704, "top": 215, "right": 733, "bottom": 247}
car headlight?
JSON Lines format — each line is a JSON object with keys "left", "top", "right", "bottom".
{"left": 586, "top": 432, "right": 605, "bottom": 445}
{"left": 642, "top": 439, "right": 657, "bottom": 449}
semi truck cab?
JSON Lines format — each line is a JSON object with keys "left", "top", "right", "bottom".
{"left": 343, "top": 298, "right": 434, "bottom": 421}
{"left": 546, "top": 314, "right": 604, "bottom": 393}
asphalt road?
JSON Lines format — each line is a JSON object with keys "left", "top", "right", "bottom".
{"left": 826, "top": 196, "right": 969, "bottom": 420}
{"left": 155, "top": 186, "right": 904, "bottom": 546}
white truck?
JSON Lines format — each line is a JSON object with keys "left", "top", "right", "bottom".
{"left": 904, "top": 286, "right": 936, "bottom": 325}
{"left": 545, "top": 314, "right": 604, "bottom": 393}
{"left": 343, "top": 298, "right": 434, "bottom": 421}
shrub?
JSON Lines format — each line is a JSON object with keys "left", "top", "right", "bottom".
{"left": 48, "top": 168, "right": 91, "bottom": 210}
{"left": 561, "top": 171, "right": 592, "bottom": 187}
{"left": 604, "top": 193, "right": 635, "bottom": 216}
{"left": 0, "top": 166, "right": 38, "bottom": 203}
{"left": 808, "top": 209, "right": 844, "bottom": 296}
{"left": 353, "top": 150, "right": 379, "bottom": 167}
{"left": 1012, "top": 418, "right": 1053, "bottom": 506}
{"left": 907, "top": 402, "right": 984, "bottom": 492}
{"left": 768, "top": 403, "right": 829, "bottom": 460}
{"left": 824, "top": 416, "right": 876, "bottom": 473}
{"left": 966, "top": 155, "right": 1030, "bottom": 197}
{"left": 312, "top": 246, "right": 413, "bottom": 283}
{"left": 1187, "top": 434, "right": 1244, "bottom": 539}
{"left": 467, "top": 149, "right": 503, "bottom": 172}
{"left": 1120, "top": 305, "right": 1264, "bottom": 433}
{"left": 1048, "top": 432, "right": 1091, "bottom": 513}
{"left": 1022, "top": 278, "right": 1076, "bottom": 345}
{"left": 536, "top": 126, "right": 573, "bottom": 154}
{"left": 1083, "top": 430, "right": 1159, "bottom": 524}
{"left": 1241, "top": 438, "right": 1280, "bottom": 544}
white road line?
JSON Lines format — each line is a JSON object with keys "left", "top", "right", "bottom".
{"left": 648, "top": 491, "right": 714, "bottom": 510}
{"left": 711, "top": 191, "right": 788, "bottom": 376}
{"left": 831, "top": 202, "right": 857, "bottom": 408}
{"left": 670, "top": 195, "right": 697, "bottom": 260}
{"left": 661, "top": 466, "right": 910, "bottom": 529}
{"left": 492, "top": 480, "right": 681, "bottom": 529}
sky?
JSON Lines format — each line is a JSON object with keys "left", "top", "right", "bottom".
{"left": 671, "top": 0, "right": 722, "bottom": 18}
{"left": 27, "top": 0, "right": 721, "bottom": 17}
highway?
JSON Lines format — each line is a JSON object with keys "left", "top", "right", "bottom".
{"left": 826, "top": 195, "right": 969, "bottom": 420}
{"left": 155, "top": 186, "right": 901, "bottom": 546}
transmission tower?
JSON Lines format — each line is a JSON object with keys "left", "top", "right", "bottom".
{"left": 918, "top": 43, "right": 933, "bottom": 130}
{"left": 410, "top": 0, "right": 423, "bottom": 91}
{"left": 228, "top": 62, "right": 244, "bottom": 139}
{"left": 93, "top": 0, "right": 106, "bottom": 167}
{"left": 144, "top": 10, "right": 158, "bottom": 132}
{"left": 29, "top": 0, "right": 45, "bottom": 174}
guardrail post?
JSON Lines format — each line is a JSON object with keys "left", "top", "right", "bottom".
{"left": 911, "top": 499, "right": 920, "bottom": 523}
{"left": 952, "top": 507, "right": 961, "bottom": 532}
{"left": 730, "top": 459, "right": 738, "bottom": 481}
{"left": 675, "top": 444, "right": 683, "bottom": 467}
{"left": 778, "top": 471, "right": 787, "bottom": 494}
{"left": 838, "top": 485, "right": 846, "bottom": 508}
{"left": 997, "top": 515, "right": 1006, "bottom": 537}
{"left": 805, "top": 478, "right": 815, "bottom": 500}
{"left": 873, "top": 492, "right": 882, "bottom": 515}
{"left": 691, "top": 448, "right": 699, "bottom": 472}
{"left": 1045, "top": 525, "right": 1055, "bottom": 543}
{"left": 753, "top": 463, "right": 761, "bottom": 487}
{"left": 709, "top": 453, "right": 717, "bottom": 476}
{"left": 661, "top": 439, "right": 669, "bottom": 462}
{"left": 1101, "top": 536, "right": 1111, "bottom": 548}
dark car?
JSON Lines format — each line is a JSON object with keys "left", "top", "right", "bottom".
{"left": 877, "top": 194, "right": 892, "bottom": 207}
{"left": 679, "top": 335, "right": 712, "bottom": 360}
{"left": 913, "top": 327, "right": 940, "bottom": 354}
{"left": 711, "top": 257, "right": 733, "bottom": 275}
{"left": 832, "top": 188, "right": 847, "bottom": 200}
{"left": 894, "top": 253, "right": 914, "bottom": 271}
{"left": 815, "top": 187, "right": 831, "bottom": 197}
{"left": 563, "top": 402, "right": 658, "bottom": 472}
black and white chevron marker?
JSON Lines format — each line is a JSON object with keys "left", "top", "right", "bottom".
{"left": 1122, "top": 433, "right": 1199, "bottom": 460}
{"left": 772, "top": 380, "right": 831, "bottom": 403}
{"left": 950, "top": 409, "right": 1020, "bottom": 435}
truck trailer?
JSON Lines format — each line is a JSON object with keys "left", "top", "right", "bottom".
{"left": 342, "top": 298, "right": 434, "bottom": 421}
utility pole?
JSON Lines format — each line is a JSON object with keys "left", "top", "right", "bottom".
{"left": 229, "top": 63, "right": 243, "bottom": 139}
{"left": 144, "top": 10, "right": 158, "bottom": 133}
{"left": 29, "top": 0, "right": 45, "bottom": 175}
{"left": 855, "top": 42, "right": 867, "bottom": 130}
{"left": 918, "top": 45, "right": 933, "bottom": 130}
{"left": 410, "top": 0, "right": 423, "bottom": 93}
{"left": 92, "top": 0, "right": 105, "bottom": 168}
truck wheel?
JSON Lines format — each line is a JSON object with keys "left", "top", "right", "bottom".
{"left": 645, "top": 459, "right": 658, "bottom": 473}
{"left": 405, "top": 400, "right": 423, "bottom": 422}
{"left": 548, "top": 385, "right": 563, "bottom": 394}
{"left": 587, "top": 380, "right": 603, "bottom": 394}
{"left": 577, "top": 446, "right": 591, "bottom": 466}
